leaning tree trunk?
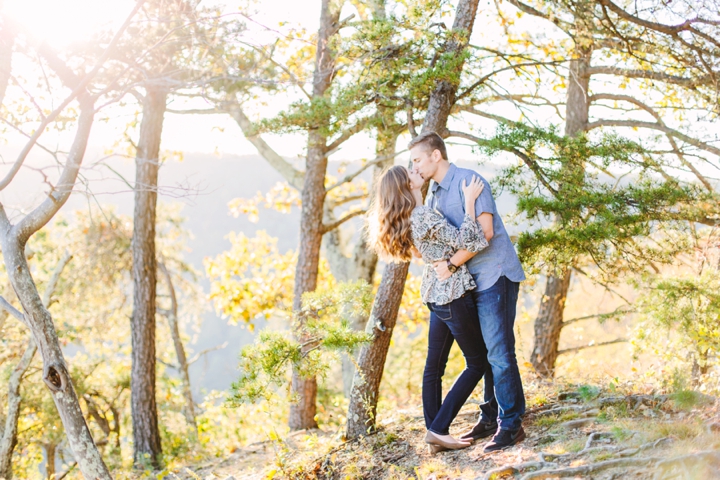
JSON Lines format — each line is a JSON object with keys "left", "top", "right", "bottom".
{"left": 287, "top": 0, "right": 342, "bottom": 431}
{"left": 0, "top": 251, "right": 70, "bottom": 479}
{"left": 333, "top": 130, "right": 397, "bottom": 396}
{"left": 346, "top": 0, "right": 481, "bottom": 439}
{"left": 530, "top": 47, "right": 591, "bottom": 377}
{"left": 0, "top": 98, "right": 112, "bottom": 479}
{"left": 131, "top": 87, "right": 167, "bottom": 466}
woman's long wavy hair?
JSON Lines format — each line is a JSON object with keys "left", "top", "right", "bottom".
{"left": 366, "top": 165, "right": 416, "bottom": 262}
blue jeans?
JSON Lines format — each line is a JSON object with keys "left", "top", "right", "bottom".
{"left": 423, "top": 294, "right": 488, "bottom": 435}
{"left": 471, "top": 275, "right": 525, "bottom": 431}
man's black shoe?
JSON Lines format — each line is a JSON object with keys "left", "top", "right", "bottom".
{"left": 460, "top": 420, "right": 498, "bottom": 442}
{"left": 483, "top": 426, "right": 525, "bottom": 452}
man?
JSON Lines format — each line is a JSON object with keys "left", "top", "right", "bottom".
{"left": 410, "top": 131, "right": 526, "bottom": 452}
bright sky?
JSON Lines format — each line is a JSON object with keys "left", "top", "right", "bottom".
{"left": 3, "top": 0, "right": 344, "bottom": 158}
{"left": 1, "top": 0, "right": 504, "bottom": 164}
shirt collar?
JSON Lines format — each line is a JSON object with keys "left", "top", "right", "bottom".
{"left": 436, "top": 163, "right": 456, "bottom": 192}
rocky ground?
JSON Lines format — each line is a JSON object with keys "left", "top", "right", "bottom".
{"left": 169, "top": 389, "right": 720, "bottom": 480}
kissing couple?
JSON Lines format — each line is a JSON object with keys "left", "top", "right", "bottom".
{"left": 368, "top": 132, "right": 527, "bottom": 453}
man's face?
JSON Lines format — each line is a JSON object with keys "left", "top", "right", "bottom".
{"left": 410, "top": 144, "right": 439, "bottom": 182}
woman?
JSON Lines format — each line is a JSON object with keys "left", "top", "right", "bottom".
{"left": 368, "top": 165, "right": 489, "bottom": 453}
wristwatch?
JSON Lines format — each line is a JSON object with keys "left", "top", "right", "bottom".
{"left": 446, "top": 259, "right": 458, "bottom": 274}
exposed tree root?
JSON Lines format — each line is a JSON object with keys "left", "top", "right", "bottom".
{"left": 480, "top": 461, "right": 558, "bottom": 480}
{"left": 517, "top": 449, "right": 720, "bottom": 480}
{"left": 538, "top": 433, "right": 667, "bottom": 463}
{"left": 597, "top": 394, "right": 668, "bottom": 408}
{"left": 520, "top": 456, "right": 664, "bottom": 479}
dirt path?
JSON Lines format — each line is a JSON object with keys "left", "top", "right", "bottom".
{"left": 171, "top": 392, "right": 720, "bottom": 479}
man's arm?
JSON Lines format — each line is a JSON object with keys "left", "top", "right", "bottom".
{"left": 433, "top": 213, "right": 494, "bottom": 280}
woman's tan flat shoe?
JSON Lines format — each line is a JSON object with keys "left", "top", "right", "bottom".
{"left": 424, "top": 430, "right": 471, "bottom": 453}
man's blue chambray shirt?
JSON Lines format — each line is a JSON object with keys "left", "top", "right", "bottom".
{"left": 427, "top": 163, "right": 526, "bottom": 292}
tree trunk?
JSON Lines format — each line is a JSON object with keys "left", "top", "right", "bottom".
{"left": 333, "top": 131, "right": 396, "bottom": 396}
{"left": 288, "top": 0, "right": 341, "bottom": 431}
{"left": 530, "top": 271, "right": 572, "bottom": 376}
{"left": 0, "top": 250, "right": 70, "bottom": 479}
{"left": 346, "top": 261, "right": 410, "bottom": 438}
{"left": 530, "top": 47, "right": 591, "bottom": 377}
{"left": 0, "top": 339, "right": 36, "bottom": 480}
{"left": 423, "top": 0, "right": 480, "bottom": 136}
{"left": 131, "top": 87, "right": 167, "bottom": 466}
{"left": 346, "top": 0, "right": 480, "bottom": 439}
{"left": 0, "top": 238, "right": 112, "bottom": 480}
{"left": 158, "top": 262, "right": 196, "bottom": 431}
{"left": 44, "top": 442, "right": 56, "bottom": 480}
{"left": 0, "top": 97, "right": 112, "bottom": 479}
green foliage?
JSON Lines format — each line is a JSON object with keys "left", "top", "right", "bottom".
{"left": 611, "top": 426, "right": 633, "bottom": 442}
{"left": 671, "top": 390, "right": 707, "bottom": 410}
{"left": 480, "top": 123, "right": 715, "bottom": 278}
{"left": 577, "top": 384, "right": 601, "bottom": 402}
{"left": 0, "top": 204, "right": 205, "bottom": 476}
{"left": 636, "top": 267, "right": 720, "bottom": 371}
{"left": 639, "top": 269, "right": 720, "bottom": 347}
{"left": 228, "top": 281, "right": 373, "bottom": 406}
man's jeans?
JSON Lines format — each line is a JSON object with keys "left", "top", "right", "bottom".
{"left": 423, "top": 294, "right": 488, "bottom": 435}
{"left": 471, "top": 275, "right": 525, "bottom": 431}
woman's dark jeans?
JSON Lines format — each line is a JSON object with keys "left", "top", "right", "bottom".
{"left": 423, "top": 293, "right": 488, "bottom": 435}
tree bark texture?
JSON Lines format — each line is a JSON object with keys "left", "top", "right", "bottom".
{"left": 288, "top": 0, "right": 341, "bottom": 431}
{"left": 131, "top": 87, "right": 167, "bottom": 466}
{"left": 0, "top": 240, "right": 112, "bottom": 480}
{"left": 530, "top": 48, "right": 591, "bottom": 377}
{"left": 0, "top": 97, "right": 112, "bottom": 479}
{"left": 158, "top": 262, "right": 196, "bottom": 430}
{"left": 530, "top": 271, "right": 572, "bottom": 376}
{"left": 0, "top": 250, "right": 70, "bottom": 479}
{"left": 335, "top": 131, "right": 397, "bottom": 396}
{"left": 345, "top": 0, "right": 480, "bottom": 439}
{"left": 345, "top": 261, "right": 409, "bottom": 438}
{"left": 422, "top": 0, "right": 480, "bottom": 135}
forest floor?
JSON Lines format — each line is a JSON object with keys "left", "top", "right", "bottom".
{"left": 169, "top": 386, "right": 720, "bottom": 480}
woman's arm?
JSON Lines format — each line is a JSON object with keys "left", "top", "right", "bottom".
{"left": 459, "top": 176, "right": 489, "bottom": 252}
{"left": 458, "top": 214, "right": 489, "bottom": 253}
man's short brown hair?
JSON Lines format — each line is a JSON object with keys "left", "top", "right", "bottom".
{"left": 408, "top": 131, "right": 448, "bottom": 161}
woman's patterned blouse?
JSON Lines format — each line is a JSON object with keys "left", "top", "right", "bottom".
{"left": 410, "top": 205, "right": 489, "bottom": 306}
